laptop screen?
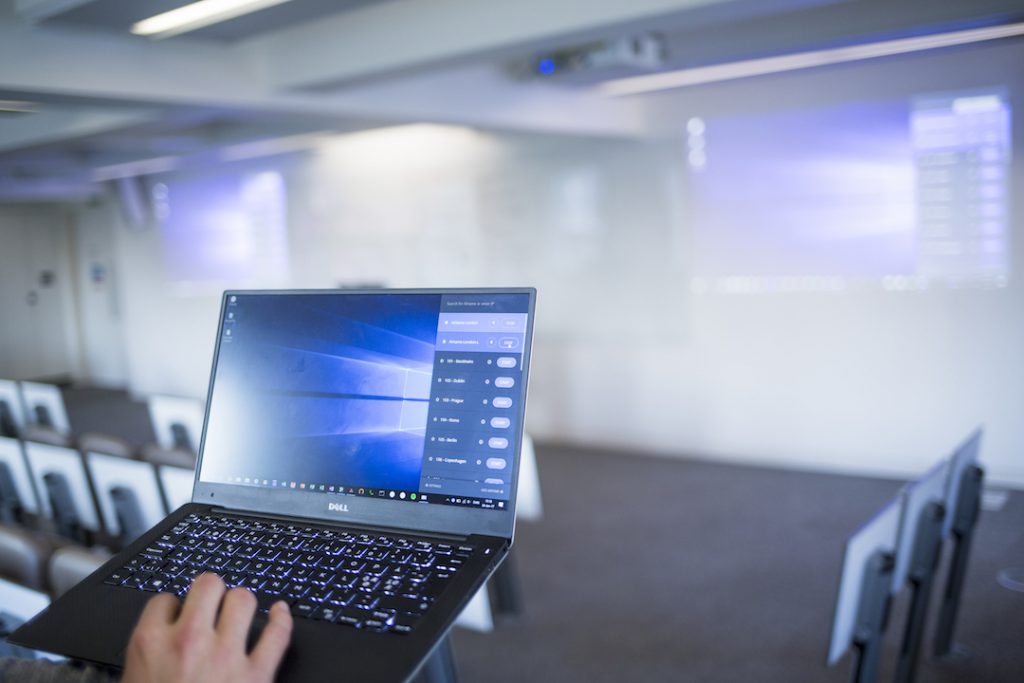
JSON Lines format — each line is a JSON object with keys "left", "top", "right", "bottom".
{"left": 198, "top": 291, "right": 532, "bottom": 513}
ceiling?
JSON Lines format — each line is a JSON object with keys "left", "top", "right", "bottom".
{"left": 1, "top": 0, "right": 1023, "bottom": 200}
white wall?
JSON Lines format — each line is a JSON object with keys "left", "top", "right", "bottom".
{"left": 624, "top": 40, "right": 1024, "bottom": 486}
{"left": 71, "top": 200, "right": 128, "bottom": 387}
{"left": 87, "top": 125, "right": 686, "bottom": 398}
{"left": 109, "top": 203, "right": 223, "bottom": 400}
{"left": 64, "top": 41, "right": 1024, "bottom": 487}
{"left": 0, "top": 203, "right": 80, "bottom": 381}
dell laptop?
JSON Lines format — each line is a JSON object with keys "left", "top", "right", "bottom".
{"left": 12, "top": 288, "right": 536, "bottom": 681}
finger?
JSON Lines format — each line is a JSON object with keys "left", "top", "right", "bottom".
{"left": 127, "top": 593, "right": 179, "bottom": 663}
{"left": 217, "top": 587, "right": 257, "bottom": 647}
{"left": 178, "top": 572, "right": 226, "bottom": 630}
{"left": 249, "top": 601, "right": 293, "bottom": 679}
{"left": 136, "top": 592, "right": 180, "bottom": 629}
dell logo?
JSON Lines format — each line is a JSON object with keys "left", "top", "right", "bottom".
{"left": 328, "top": 502, "right": 349, "bottom": 513}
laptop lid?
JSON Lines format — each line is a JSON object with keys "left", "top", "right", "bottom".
{"left": 192, "top": 288, "right": 536, "bottom": 540}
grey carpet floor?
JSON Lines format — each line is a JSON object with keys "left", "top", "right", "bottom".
{"left": 450, "top": 445, "right": 1024, "bottom": 683}
{"left": 53, "top": 388, "right": 1024, "bottom": 681}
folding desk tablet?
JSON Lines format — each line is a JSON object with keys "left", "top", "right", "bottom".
{"left": 12, "top": 288, "right": 536, "bottom": 683}
{"left": 934, "top": 428, "right": 984, "bottom": 657}
{"left": 828, "top": 495, "right": 903, "bottom": 683}
{"left": 940, "top": 429, "right": 983, "bottom": 539}
{"left": 891, "top": 460, "right": 950, "bottom": 683}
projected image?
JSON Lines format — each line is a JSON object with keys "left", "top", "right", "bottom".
{"left": 154, "top": 170, "right": 289, "bottom": 288}
{"left": 687, "top": 89, "right": 1011, "bottom": 293}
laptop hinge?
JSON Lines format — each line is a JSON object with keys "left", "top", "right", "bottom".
{"left": 207, "top": 505, "right": 473, "bottom": 543}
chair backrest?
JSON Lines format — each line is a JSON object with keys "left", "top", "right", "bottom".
{"left": 147, "top": 395, "right": 204, "bottom": 454}
{"left": 47, "top": 546, "right": 110, "bottom": 598}
{"left": 0, "top": 381, "right": 25, "bottom": 437}
{"left": 0, "top": 577, "right": 51, "bottom": 660}
{"left": 23, "top": 443, "right": 102, "bottom": 540}
{"left": 18, "top": 383, "right": 71, "bottom": 436}
{"left": 0, "top": 462, "right": 26, "bottom": 525}
{"left": 0, "top": 400, "right": 19, "bottom": 438}
{"left": 0, "top": 437, "right": 39, "bottom": 520}
{"left": 157, "top": 465, "right": 195, "bottom": 513}
{"left": 0, "top": 525, "right": 49, "bottom": 590}
{"left": 84, "top": 452, "right": 166, "bottom": 547}
{"left": 21, "top": 425, "right": 72, "bottom": 448}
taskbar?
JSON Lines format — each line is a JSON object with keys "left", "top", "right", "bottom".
{"left": 221, "top": 476, "right": 508, "bottom": 510}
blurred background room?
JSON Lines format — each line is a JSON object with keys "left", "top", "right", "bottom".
{"left": 0, "top": 0, "right": 1022, "bottom": 681}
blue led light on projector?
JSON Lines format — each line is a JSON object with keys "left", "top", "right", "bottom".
{"left": 538, "top": 58, "right": 556, "bottom": 75}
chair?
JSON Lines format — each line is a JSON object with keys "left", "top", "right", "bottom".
{"left": 0, "top": 380, "right": 26, "bottom": 438}
{"left": 455, "top": 434, "right": 542, "bottom": 632}
{"left": 0, "top": 400, "right": 20, "bottom": 439}
{"left": 47, "top": 546, "right": 111, "bottom": 598}
{"left": 23, "top": 443, "right": 102, "bottom": 546}
{"left": 85, "top": 452, "right": 166, "bottom": 550}
{"left": 78, "top": 432, "right": 134, "bottom": 459}
{"left": 139, "top": 443, "right": 197, "bottom": 469}
{"left": 516, "top": 433, "right": 543, "bottom": 522}
{"left": 18, "top": 382, "right": 71, "bottom": 436}
{"left": 0, "top": 525, "right": 50, "bottom": 590}
{"left": 0, "top": 461, "right": 27, "bottom": 525}
{"left": 21, "top": 425, "right": 73, "bottom": 448}
{"left": 147, "top": 395, "right": 203, "bottom": 455}
{"left": 0, "top": 577, "right": 52, "bottom": 660}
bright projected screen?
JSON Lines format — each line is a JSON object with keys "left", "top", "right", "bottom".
{"left": 154, "top": 170, "right": 289, "bottom": 289}
{"left": 687, "top": 88, "right": 1011, "bottom": 293}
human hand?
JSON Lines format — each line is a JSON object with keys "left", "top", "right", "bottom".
{"left": 121, "top": 573, "right": 293, "bottom": 683}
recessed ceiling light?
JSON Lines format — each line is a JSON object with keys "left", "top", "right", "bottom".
{"left": 600, "top": 21, "right": 1024, "bottom": 96}
{"left": 92, "top": 156, "right": 180, "bottom": 182}
{"left": 131, "top": 0, "right": 295, "bottom": 39}
{"left": 0, "top": 100, "right": 39, "bottom": 113}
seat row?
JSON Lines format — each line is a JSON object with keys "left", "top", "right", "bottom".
{"left": 0, "top": 533, "right": 113, "bottom": 663}
{"left": 0, "top": 379, "right": 203, "bottom": 467}
{"left": 0, "top": 436, "right": 194, "bottom": 551}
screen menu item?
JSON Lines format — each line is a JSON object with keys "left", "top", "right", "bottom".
{"left": 198, "top": 291, "right": 532, "bottom": 511}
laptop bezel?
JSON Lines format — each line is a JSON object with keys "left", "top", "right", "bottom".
{"left": 189, "top": 287, "right": 536, "bottom": 540}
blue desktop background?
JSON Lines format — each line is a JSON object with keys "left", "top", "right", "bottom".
{"left": 200, "top": 293, "right": 441, "bottom": 492}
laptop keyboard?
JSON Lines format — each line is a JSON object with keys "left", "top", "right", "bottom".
{"left": 102, "top": 513, "right": 475, "bottom": 634}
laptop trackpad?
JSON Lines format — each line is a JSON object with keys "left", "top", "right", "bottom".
{"left": 114, "top": 613, "right": 273, "bottom": 665}
{"left": 246, "top": 613, "right": 269, "bottom": 654}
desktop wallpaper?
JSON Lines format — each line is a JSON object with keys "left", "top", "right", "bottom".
{"left": 199, "top": 293, "right": 441, "bottom": 492}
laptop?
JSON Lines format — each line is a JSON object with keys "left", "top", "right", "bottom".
{"left": 11, "top": 288, "right": 536, "bottom": 681}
